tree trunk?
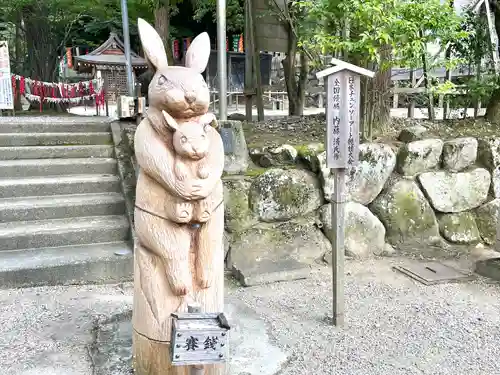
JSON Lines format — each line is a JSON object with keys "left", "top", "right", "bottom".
{"left": 369, "top": 67, "right": 391, "bottom": 135}
{"left": 486, "top": 83, "right": 500, "bottom": 122}
{"left": 14, "top": 11, "right": 22, "bottom": 111}
{"left": 282, "top": 26, "right": 306, "bottom": 116}
{"left": 22, "top": 4, "right": 58, "bottom": 81}
{"left": 155, "top": 2, "right": 174, "bottom": 65}
{"left": 296, "top": 51, "right": 308, "bottom": 115}
{"left": 23, "top": 3, "right": 66, "bottom": 112}
{"left": 365, "top": 47, "right": 391, "bottom": 140}
{"left": 485, "top": 0, "right": 500, "bottom": 122}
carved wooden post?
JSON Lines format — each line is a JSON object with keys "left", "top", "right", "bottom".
{"left": 132, "top": 18, "right": 226, "bottom": 375}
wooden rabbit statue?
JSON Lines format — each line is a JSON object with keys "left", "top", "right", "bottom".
{"left": 132, "top": 18, "right": 225, "bottom": 375}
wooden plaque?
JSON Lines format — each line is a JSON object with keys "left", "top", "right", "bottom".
{"left": 170, "top": 313, "right": 230, "bottom": 366}
{"left": 325, "top": 72, "right": 360, "bottom": 169}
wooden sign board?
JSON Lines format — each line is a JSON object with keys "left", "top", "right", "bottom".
{"left": 325, "top": 71, "right": 360, "bottom": 169}
{"left": 170, "top": 312, "right": 230, "bottom": 366}
{"left": 0, "top": 41, "right": 13, "bottom": 110}
{"left": 253, "top": 0, "right": 289, "bottom": 53}
{"left": 315, "top": 60, "right": 375, "bottom": 327}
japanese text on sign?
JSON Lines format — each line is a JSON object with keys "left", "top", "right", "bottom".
{"left": 347, "top": 75, "right": 359, "bottom": 166}
{"left": 325, "top": 71, "right": 360, "bottom": 169}
{"left": 184, "top": 335, "right": 221, "bottom": 351}
{"left": 331, "top": 76, "right": 341, "bottom": 162}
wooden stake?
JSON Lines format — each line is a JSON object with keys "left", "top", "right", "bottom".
{"left": 250, "top": 0, "right": 264, "bottom": 121}
{"left": 331, "top": 168, "right": 346, "bottom": 327}
{"left": 244, "top": 0, "right": 253, "bottom": 122}
{"left": 408, "top": 69, "right": 416, "bottom": 119}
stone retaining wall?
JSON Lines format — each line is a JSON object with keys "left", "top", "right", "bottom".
{"left": 230, "top": 126, "right": 499, "bottom": 276}
{"left": 122, "top": 122, "right": 500, "bottom": 285}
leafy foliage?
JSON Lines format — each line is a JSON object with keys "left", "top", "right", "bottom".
{"left": 192, "top": 0, "right": 244, "bottom": 32}
{"left": 299, "top": 0, "right": 468, "bottom": 70}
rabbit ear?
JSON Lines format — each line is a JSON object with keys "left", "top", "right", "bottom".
{"left": 162, "top": 110, "right": 179, "bottom": 132}
{"left": 185, "top": 32, "right": 211, "bottom": 73}
{"left": 137, "top": 18, "right": 168, "bottom": 69}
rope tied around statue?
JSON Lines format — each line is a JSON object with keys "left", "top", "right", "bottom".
{"left": 134, "top": 200, "right": 224, "bottom": 229}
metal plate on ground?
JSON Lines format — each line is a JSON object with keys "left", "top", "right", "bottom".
{"left": 393, "top": 262, "right": 474, "bottom": 285}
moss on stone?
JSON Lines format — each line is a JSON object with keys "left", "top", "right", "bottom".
{"left": 223, "top": 179, "right": 257, "bottom": 233}
{"left": 248, "top": 169, "right": 323, "bottom": 222}
{"left": 274, "top": 181, "right": 308, "bottom": 208}
{"left": 360, "top": 148, "right": 379, "bottom": 167}
{"left": 391, "top": 189, "right": 434, "bottom": 233}
{"left": 438, "top": 212, "right": 480, "bottom": 244}
{"left": 245, "top": 167, "right": 268, "bottom": 177}
{"left": 371, "top": 179, "right": 439, "bottom": 244}
{"left": 474, "top": 200, "right": 499, "bottom": 245}
{"left": 295, "top": 143, "right": 325, "bottom": 158}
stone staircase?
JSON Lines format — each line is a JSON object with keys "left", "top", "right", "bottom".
{"left": 0, "top": 117, "right": 133, "bottom": 288}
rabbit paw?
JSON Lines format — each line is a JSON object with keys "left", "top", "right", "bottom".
{"left": 171, "top": 280, "right": 191, "bottom": 296}
{"left": 175, "top": 202, "right": 193, "bottom": 222}
{"left": 197, "top": 165, "right": 210, "bottom": 179}
{"left": 175, "top": 164, "right": 189, "bottom": 181}
{"left": 195, "top": 199, "right": 211, "bottom": 222}
{"left": 166, "top": 262, "right": 192, "bottom": 296}
{"left": 196, "top": 264, "right": 211, "bottom": 289}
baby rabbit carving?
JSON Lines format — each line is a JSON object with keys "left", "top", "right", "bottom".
{"left": 162, "top": 110, "right": 216, "bottom": 223}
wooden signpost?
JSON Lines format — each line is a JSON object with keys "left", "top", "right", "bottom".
{"left": 316, "top": 59, "right": 374, "bottom": 327}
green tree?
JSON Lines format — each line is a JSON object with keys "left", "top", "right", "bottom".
{"left": 0, "top": 0, "right": 150, "bottom": 81}
{"left": 192, "top": 0, "right": 244, "bottom": 32}
{"left": 485, "top": 1, "right": 500, "bottom": 122}
{"left": 300, "top": 0, "right": 467, "bottom": 135}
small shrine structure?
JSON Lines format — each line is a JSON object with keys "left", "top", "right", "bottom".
{"left": 74, "top": 32, "right": 148, "bottom": 102}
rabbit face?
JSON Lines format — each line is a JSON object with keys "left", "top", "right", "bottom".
{"left": 162, "top": 110, "right": 213, "bottom": 160}
{"left": 172, "top": 122, "right": 210, "bottom": 160}
{"left": 148, "top": 67, "right": 210, "bottom": 119}
{"left": 138, "top": 18, "right": 211, "bottom": 119}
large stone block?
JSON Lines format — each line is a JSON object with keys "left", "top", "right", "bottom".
{"left": 248, "top": 168, "right": 323, "bottom": 222}
{"left": 478, "top": 137, "right": 500, "bottom": 197}
{"left": 248, "top": 144, "right": 298, "bottom": 167}
{"left": 437, "top": 212, "right": 480, "bottom": 244}
{"left": 442, "top": 137, "right": 478, "bottom": 172}
{"left": 418, "top": 168, "right": 490, "bottom": 213}
{"left": 229, "top": 219, "right": 331, "bottom": 286}
{"left": 474, "top": 199, "right": 500, "bottom": 246}
{"left": 320, "top": 143, "right": 396, "bottom": 205}
{"left": 319, "top": 202, "right": 386, "bottom": 259}
{"left": 223, "top": 178, "right": 258, "bottom": 233}
{"left": 369, "top": 178, "right": 439, "bottom": 245}
{"left": 396, "top": 139, "right": 443, "bottom": 176}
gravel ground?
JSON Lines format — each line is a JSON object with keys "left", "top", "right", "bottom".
{"left": 1, "top": 257, "right": 500, "bottom": 375}
{"left": 229, "top": 257, "right": 500, "bottom": 375}
{"left": 0, "top": 283, "right": 132, "bottom": 375}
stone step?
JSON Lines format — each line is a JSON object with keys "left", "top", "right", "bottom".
{"left": 0, "top": 215, "right": 129, "bottom": 251}
{"left": 0, "top": 241, "right": 132, "bottom": 288}
{"left": 0, "top": 174, "right": 121, "bottom": 198}
{"left": 0, "top": 158, "right": 117, "bottom": 177}
{"left": 0, "top": 119, "right": 111, "bottom": 133}
{"left": 0, "top": 193, "right": 126, "bottom": 223}
{"left": 0, "top": 132, "right": 112, "bottom": 146}
{"left": 0, "top": 145, "right": 114, "bottom": 160}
